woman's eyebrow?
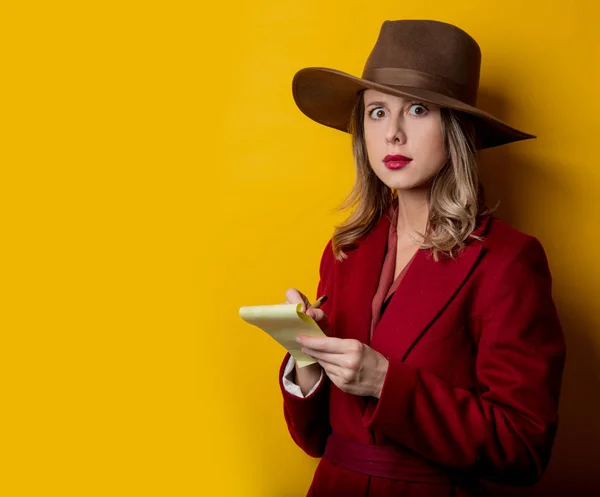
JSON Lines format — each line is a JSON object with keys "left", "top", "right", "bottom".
{"left": 365, "top": 99, "right": 410, "bottom": 108}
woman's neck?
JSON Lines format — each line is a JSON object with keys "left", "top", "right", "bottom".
{"left": 395, "top": 189, "right": 430, "bottom": 243}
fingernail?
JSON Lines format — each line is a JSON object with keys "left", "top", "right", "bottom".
{"left": 296, "top": 336, "right": 303, "bottom": 343}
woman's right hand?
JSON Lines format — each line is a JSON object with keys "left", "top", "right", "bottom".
{"left": 285, "top": 288, "right": 331, "bottom": 334}
{"left": 285, "top": 288, "right": 328, "bottom": 395}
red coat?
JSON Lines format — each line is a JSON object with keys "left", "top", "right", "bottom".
{"left": 279, "top": 214, "right": 566, "bottom": 496}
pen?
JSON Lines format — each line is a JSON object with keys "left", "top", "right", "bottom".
{"left": 307, "top": 294, "right": 328, "bottom": 310}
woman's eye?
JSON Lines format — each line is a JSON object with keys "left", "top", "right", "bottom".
{"left": 409, "top": 104, "right": 429, "bottom": 116}
{"left": 369, "top": 107, "right": 387, "bottom": 119}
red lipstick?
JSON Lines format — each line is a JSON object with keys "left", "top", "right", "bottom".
{"left": 383, "top": 154, "right": 412, "bottom": 170}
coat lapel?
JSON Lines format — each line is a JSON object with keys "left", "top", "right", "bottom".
{"left": 333, "top": 213, "right": 390, "bottom": 345}
{"left": 370, "top": 216, "right": 492, "bottom": 361}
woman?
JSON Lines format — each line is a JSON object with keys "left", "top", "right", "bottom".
{"left": 279, "top": 20, "right": 566, "bottom": 497}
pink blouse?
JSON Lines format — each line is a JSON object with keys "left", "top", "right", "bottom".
{"left": 369, "top": 203, "right": 416, "bottom": 340}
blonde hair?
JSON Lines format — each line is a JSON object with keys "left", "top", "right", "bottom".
{"left": 332, "top": 91, "right": 491, "bottom": 261}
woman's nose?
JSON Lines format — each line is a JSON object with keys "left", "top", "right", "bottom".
{"left": 385, "top": 120, "right": 406, "bottom": 144}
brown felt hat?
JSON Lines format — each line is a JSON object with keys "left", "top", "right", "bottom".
{"left": 292, "top": 20, "right": 535, "bottom": 149}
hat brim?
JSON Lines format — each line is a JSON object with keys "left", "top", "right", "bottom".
{"left": 292, "top": 67, "right": 535, "bottom": 150}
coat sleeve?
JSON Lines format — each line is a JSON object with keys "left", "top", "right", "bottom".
{"left": 279, "top": 240, "right": 334, "bottom": 457}
{"left": 362, "top": 237, "right": 566, "bottom": 485}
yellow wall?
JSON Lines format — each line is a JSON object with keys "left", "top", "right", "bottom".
{"left": 2, "top": 1, "right": 599, "bottom": 495}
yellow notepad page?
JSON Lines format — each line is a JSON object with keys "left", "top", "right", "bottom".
{"left": 239, "top": 303, "right": 326, "bottom": 367}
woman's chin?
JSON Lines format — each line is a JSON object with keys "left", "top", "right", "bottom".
{"left": 383, "top": 180, "right": 429, "bottom": 193}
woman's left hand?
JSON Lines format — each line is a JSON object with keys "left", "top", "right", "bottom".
{"left": 296, "top": 335, "right": 389, "bottom": 398}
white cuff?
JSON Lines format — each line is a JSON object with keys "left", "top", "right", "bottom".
{"left": 282, "top": 355, "right": 324, "bottom": 398}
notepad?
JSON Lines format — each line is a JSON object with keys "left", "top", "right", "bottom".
{"left": 239, "top": 303, "right": 327, "bottom": 368}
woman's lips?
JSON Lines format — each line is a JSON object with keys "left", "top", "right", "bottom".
{"left": 383, "top": 154, "right": 412, "bottom": 170}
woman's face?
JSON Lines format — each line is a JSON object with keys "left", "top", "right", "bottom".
{"left": 363, "top": 89, "right": 447, "bottom": 192}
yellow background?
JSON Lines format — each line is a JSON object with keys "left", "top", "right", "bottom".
{"left": 2, "top": 1, "right": 599, "bottom": 495}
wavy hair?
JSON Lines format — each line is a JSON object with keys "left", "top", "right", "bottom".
{"left": 331, "top": 91, "right": 491, "bottom": 261}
